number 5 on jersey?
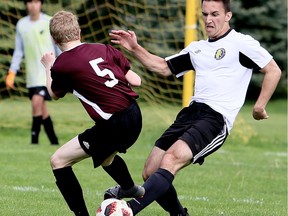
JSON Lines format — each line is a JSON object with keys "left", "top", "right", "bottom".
{"left": 89, "top": 58, "right": 119, "bottom": 88}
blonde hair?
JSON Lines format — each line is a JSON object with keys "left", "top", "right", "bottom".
{"left": 50, "top": 10, "right": 81, "bottom": 45}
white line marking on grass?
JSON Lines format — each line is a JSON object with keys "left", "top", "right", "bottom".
{"left": 12, "top": 185, "right": 57, "bottom": 193}
{"left": 180, "top": 195, "right": 264, "bottom": 206}
{"left": 193, "top": 196, "right": 209, "bottom": 201}
{"left": 264, "top": 152, "right": 287, "bottom": 157}
{"left": 13, "top": 186, "right": 38, "bottom": 192}
{"left": 178, "top": 195, "right": 209, "bottom": 202}
{"left": 232, "top": 197, "right": 264, "bottom": 205}
{"left": 216, "top": 149, "right": 229, "bottom": 154}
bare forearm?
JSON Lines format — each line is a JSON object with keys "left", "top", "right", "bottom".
{"left": 131, "top": 44, "right": 171, "bottom": 76}
{"left": 45, "top": 68, "right": 58, "bottom": 100}
{"left": 110, "top": 29, "right": 171, "bottom": 76}
{"left": 255, "top": 62, "right": 281, "bottom": 108}
{"left": 41, "top": 52, "right": 58, "bottom": 100}
{"left": 253, "top": 60, "right": 281, "bottom": 120}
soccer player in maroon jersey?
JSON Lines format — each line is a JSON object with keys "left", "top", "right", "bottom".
{"left": 41, "top": 10, "right": 144, "bottom": 216}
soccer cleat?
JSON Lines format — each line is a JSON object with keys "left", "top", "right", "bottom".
{"left": 183, "top": 208, "right": 189, "bottom": 216}
{"left": 104, "top": 185, "right": 145, "bottom": 200}
{"left": 170, "top": 208, "right": 189, "bottom": 216}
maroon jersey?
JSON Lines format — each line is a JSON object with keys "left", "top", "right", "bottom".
{"left": 51, "top": 43, "right": 139, "bottom": 121}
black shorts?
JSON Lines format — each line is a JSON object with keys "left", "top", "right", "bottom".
{"left": 28, "top": 86, "right": 51, "bottom": 100}
{"left": 78, "top": 102, "right": 142, "bottom": 168}
{"left": 155, "top": 102, "right": 228, "bottom": 165}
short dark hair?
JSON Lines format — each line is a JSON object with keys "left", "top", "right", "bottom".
{"left": 24, "top": 0, "right": 44, "bottom": 4}
{"left": 202, "top": 0, "right": 231, "bottom": 12}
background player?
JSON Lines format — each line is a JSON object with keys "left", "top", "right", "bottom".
{"left": 41, "top": 10, "right": 144, "bottom": 216}
{"left": 106, "top": 0, "right": 282, "bottom": 215}
{"left": 6, "top": 0, "right": 59, "bottom": 145}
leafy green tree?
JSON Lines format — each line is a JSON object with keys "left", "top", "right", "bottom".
{"left": 231, "top": 0, "right": 287, "bottom": 98}
{"left": 0, "top": 0, "right": 286, "bottom": 99}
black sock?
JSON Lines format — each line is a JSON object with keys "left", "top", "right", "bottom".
{"left": 53, "top": 167, "right": 89, "bottom": 216}
{"left": 102, "top": 155, "right": 134, "bottom": 190}
{"left": 128, "top": 168, "right": 174, "bottom": 215}
{"left": 42, "top": 116, "right": 59, "bottom": 144}
{"left": 156, "top": 185, "right": 185, "bottom": 215}
{"left": 31, "top": 116, "right": 42, "bottom": 144}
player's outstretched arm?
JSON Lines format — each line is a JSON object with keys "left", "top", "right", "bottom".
{"left": 110, "top": 29, "right": 172, "bottom": 77}
{"left": 41, "top": 52, "right": 59, "bottom": 100}
{"left": 110, "top": 30, "right": 138, "bottom": 52}
{"left": 252, "top": 59, "right": 281, "bottom": 120}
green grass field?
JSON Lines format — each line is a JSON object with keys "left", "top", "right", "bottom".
{"left": 0, "top": 96, "right": 287, "bottom": 216}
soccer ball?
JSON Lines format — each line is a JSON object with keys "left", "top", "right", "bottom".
{"left": 96, "top": 198, "right": 133, "bottom": 216}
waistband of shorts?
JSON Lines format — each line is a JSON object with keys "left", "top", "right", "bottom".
{"left": 94, "top": 100, "right": 138, "bottom": 124}
{"left": 117, "top": 100, "right": 138, "bottom": 115}
{"left": 189, "top": 101, "right": 222, "bottom": 117}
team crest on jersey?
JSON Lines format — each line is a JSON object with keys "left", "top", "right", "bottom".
{"left": 214, "top": 48, "right": 226, "bottom": 60}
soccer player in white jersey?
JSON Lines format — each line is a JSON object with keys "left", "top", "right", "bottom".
{"left": 106, "top": 0, "right": 282, "bottom": 215}
{"left": 6, "top": 0, "right": 59, "bottom": 145}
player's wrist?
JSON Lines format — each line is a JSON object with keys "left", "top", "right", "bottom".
{"left": 8, "top": 69, "right": 16, "bottom": 75}
{"left": 6, "top": 69, "right": 16, "bottom": 88}
{"left": 132, "top": 44, "right": 142, "bottom": 52}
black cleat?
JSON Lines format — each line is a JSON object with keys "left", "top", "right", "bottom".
{"left": 183, "top": 208, "right": 189, "bottom": 216}
{"left": 170, "top": 208, "right": 190, "bottom": 216}
{"left": 104, "top": 185, "right": 145, "bottom": 200}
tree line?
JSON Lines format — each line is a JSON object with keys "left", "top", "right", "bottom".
{"left": 0, "top": 0, "right": 286, "bottom": 99}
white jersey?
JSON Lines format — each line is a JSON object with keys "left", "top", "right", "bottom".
{"left": 165, "top": 29, "right": 272, "bottom": 132}
{"left": 9, "top": 13, "right": 60, "bottom": 88}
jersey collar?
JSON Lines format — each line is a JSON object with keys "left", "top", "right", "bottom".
{"left": 208, "top": 28, "right": 232, "bottom": 42}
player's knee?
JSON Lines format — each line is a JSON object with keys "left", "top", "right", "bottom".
{"left": 101, "top": 152, "right": 118, "bottom": 167}
{"left": 142, "top": 167, "right": 153, "bottom": 181}
{"left": 50, "top": 154, "right": 64, "bottom": 169}
{"left": 101, "top": 159, "right": 113, "bottom": 167}
{"left": 160, "top": 152, "right": 190, "bottom": 174}
{"left": 142, "top": 171, "right": 148, "bottom": 181}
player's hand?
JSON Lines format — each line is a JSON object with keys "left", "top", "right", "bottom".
{"left": 252, "top": 106, "right": 269, "bottom": 120}
{"left": 109, "top": 29, "right": 138, "bottom": 51}
{"left": 6, "top": 69, "right": 16, "bottom": 89}
{"left": 41, "top": 51, "right": 56, "bottom": 69}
